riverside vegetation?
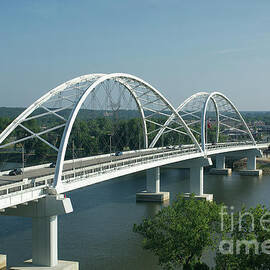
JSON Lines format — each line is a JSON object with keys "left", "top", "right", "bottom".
{"left": 0, "top": 109, "right": 221, "bottom": 167}
{"left": 134, "top": 195, "right": 270, "bottom": 270}
{"left": 1, "top": 108, "right": 269, "bottom": 169}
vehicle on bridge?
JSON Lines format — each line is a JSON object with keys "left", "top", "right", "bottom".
{"left": 8, "top": 168, "right": 22, "bottom": 176}
{"left": 49, "top": 162, "right": 56, "bottom": 168}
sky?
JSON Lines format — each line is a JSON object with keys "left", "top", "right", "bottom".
{"left": 0, "top": 0, "right": 270, "bottom": 110}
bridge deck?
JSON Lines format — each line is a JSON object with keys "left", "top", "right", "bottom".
{"left": 0, "top": 148, "right": 172, "bottom": 186}
{"left": 0, "top": 142, "right": 268, "bottom": 211}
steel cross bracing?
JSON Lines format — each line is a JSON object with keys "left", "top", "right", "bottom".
{"left": 150, "top": 92, "right": 256, "bottom": 150}
{"left": 0, "top": 73, "right": 257, "bottom": 195}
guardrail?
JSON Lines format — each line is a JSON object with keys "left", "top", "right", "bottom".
{"left": 62, "top": 145, "right": 201, "bottom": 185}
{"left": 1, "top": 142, "right": 267, "bottom": 210}
{"left": 0, "top": 146, "right": 169, "bottom": 176}
{"left": 0, "top": 145, "right": 200, "bottom": 209}
{"left": 206, "top": 141, "right": 255, "bottom": 150}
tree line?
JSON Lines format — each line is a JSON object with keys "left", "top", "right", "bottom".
{"left": 0, "top": 115, "right": 199, "bottom": 165}
{"left": 0, "top": 111, "right": 249, "bottom": 166}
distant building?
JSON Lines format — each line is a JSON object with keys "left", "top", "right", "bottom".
{"left": 254, "top": 120, "right": 265, "bottom": 127}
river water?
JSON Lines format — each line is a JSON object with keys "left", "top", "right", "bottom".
{"left": 0, "top": 168, "right": 270, "bottom": 269}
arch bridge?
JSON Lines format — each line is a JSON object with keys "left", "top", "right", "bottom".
{"left": 0, "top": 73, "right": 268, "bottom": 268}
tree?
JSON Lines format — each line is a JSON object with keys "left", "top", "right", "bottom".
{"left": 0, "top": 117, "right": 11, "bottom": 133}
{"left": 35, "top": 139, "right": 50, "bottom": 158}
{"left": 216, "top": 204, "right": 270, "bottom": 270}
{"left": 133, "top": 195, "right": 223, "bottom": 269}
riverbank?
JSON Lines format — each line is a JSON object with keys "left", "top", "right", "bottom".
{"left": 0, "top": 254, "right": 6, "bottom": 270}
{"left": 234, "top": 157, "right": 270, "bottom": 174}
{"left": 256, "top": 157, "right": 270, "bottom": 174}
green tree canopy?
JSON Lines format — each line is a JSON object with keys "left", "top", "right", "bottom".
{"left": 216, "top": 204, "right": 270, "bottom": 270}
{"left": 133, "top": 195, "right": 223, "bottom": 269}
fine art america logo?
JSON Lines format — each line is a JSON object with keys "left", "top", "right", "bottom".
{"left": 219, "top": 206, "right": 270, "bottom": 255}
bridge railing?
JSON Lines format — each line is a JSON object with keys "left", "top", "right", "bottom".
{"left": 0, "top": 176, "right": 52, "bottom": 210}
{"left": 62, "top": 141, "right": 258, "bottom": 186}
{"left": 0, "top": 145, "right": 201, "bottom": 208}
{"left": 62, "top": 145, "right": 201, "bottom": 185}
{"left": 0, "top": 141, "right": 264, "bottom": 210}
{"left": 205, "top": 141, "right": 255, "bottom": 150}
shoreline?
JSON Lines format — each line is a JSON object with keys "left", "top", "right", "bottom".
{"left": 234, "top": 157, "right": 270, "bottom": 174}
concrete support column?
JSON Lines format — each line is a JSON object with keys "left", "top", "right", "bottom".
{"left": 3, "top": 195, "right": 78, "bottom": 269}
{"left": 247, "top": 155, "right": 256, "bottom": 170}
{"left": 146, "top": 167, "right": 160, "bottom": 193}
{"left": 32, "top": 215, "right": 58, "bottom": 266}
{"left": 190, "top": 166, "right": 203, "bottom": 196}
{"left": 239, "top": 149, "right": 262, "bottom": 176}
{"left": 136, "top": 167, "right": 169, "bottom": 202}
{"left": 186, "top": 164, "right": 213, "bottom": 201}
{"left": 175, "top": 157, "right": 213, "bottom": 201}
{"left": 210, "top": 154, "right": 232, "bottom": 175}
{"left": 166, "top": 157, "right": 213, "bottom": 201}
{"left": 216, "top": 155, "right": 225, "bottom": 169}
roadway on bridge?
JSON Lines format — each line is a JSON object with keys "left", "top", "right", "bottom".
{"left": 0, "top": 147, "right": 179, "bottom": 187}
{"left": 1, "top": 142, "right": 267, "bottom": 189}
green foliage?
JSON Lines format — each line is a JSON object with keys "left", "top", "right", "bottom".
{"left": 183, "top": 262, "right": 210, "bottom": 270}
{"left": 216, "top": 204, "right": 270, "bottom": 270}
{"left": 0, "top": 107, "right": 25, "bottom": 120}
{"left": 242, "top": 111, "right": 270, "bottom": 125}
{"left": 1, "top": 108, "right": 268, "bottom": 165}
{"left": 0, "top": 117, "right": 11, "bottom": 133}
{"left": 133, "top": 195, "right": 223, "bottom": 269}
{"left": 34, "top": 141, "right": 48, "bottom": 158}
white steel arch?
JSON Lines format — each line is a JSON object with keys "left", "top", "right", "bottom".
{"left": 201, "top": 92, "right": 255, "bottom": 151}
{"left": 0, "top": 73, "right": 149, "bottom": 151}
{"left": 0, "top": 73, "right": 105, "bottom": 147}
{"left": 150, "top": 92, "right": 209, "bottom": 148}
{"left": 53, "top": 73, "right": 203, "bottom": 192}
{"left": 0, "top": 73, "right": 204, "bottom": 194}
{"left": 151, "top": 91, "right": 255, "bottom": 153}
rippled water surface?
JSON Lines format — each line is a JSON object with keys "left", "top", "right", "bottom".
{"left": 1, "top": 168, "right": 270, "bottom": 269}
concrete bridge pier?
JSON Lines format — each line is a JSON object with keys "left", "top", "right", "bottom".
{"left": 32, "top": 215, "right": 58, "bottom": 266}
{"left": 136, "top": 167, "right": 170, "bottom": 202}
{"left": 189, "top": 165, "right": 203, "bottom": 195}
{"left": 1, "top": 195, "right": 79, "bottom": 270}
{"left": 239, "top": 149, "right": 263, "bottom": 176}
{"left": 186, "top": 158, "right": 213, "bottom": 201}
{"left": 210, "top": 154, "right": 232, "bottom": 175}
{"left": 163, "top": 157, "right": 213, "bottom": 201}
